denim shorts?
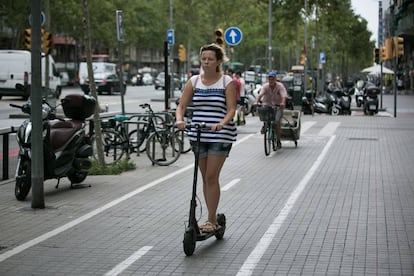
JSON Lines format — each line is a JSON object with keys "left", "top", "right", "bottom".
{"left": 274, "top": 108, "right": 284, "bottom": 125}
{"left": 190, "top": 141, "right": 232, "bottom": 159}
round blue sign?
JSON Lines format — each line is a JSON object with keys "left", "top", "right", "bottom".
{"left": 224, "top": 27, "right": 242, "bottom": 46}
{"left": 29, "top": 12, "right": 45, "bottom": 27}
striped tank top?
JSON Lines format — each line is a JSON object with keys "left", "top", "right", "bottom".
{"left": 188, "top": 74, "right": 237, "bottom": 143}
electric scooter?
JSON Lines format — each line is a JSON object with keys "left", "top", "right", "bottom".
{"left": 183, "top": 123, "right": 226, "bottom": 256}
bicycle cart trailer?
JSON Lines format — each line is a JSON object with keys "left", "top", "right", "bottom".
{"left": 280, "top": 110, "right": 301, "bottom": 147}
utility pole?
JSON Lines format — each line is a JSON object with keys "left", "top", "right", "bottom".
{"left": 31, "top": 0, "right": 45, "bottom": 208}
{"left": 303, "top": 0, "right": 308, "bottom": 95}
{"left": 169, "top": 0, "right": 174, "bottom": 99}
{"left": 268, "top": 0, "right": 272, "bottom": 71}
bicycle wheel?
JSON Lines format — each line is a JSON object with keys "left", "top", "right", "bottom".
{"left": 128, "top": 126, "right": 148, "bottom": 153}
{"left": 93, "top": 129, "right": 126, "bottom": 165}
{"left": 175, "top": 129, "right": 191, "bottom": 153}
{"left": 146, "top": 131, "right": 182, "bottom": 166}
{"left": 264, "top": 123, "right": 271, "bottom": 156}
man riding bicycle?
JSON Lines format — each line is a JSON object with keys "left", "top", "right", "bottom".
{"left": 253, "top": 71, "right": 288, "bottom": 149}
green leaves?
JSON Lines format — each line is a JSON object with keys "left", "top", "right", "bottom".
{"left": 2, "top": 0, "right": 374, "bottom": 75}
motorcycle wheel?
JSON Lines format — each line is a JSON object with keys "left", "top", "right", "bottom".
{"left": 15, "top": 159, "right": 32, "bottom": 201}
{"left": 68, "top": 171, "right": 88, "bottom": 184}
{"left": 331, "top": 107, "right": 340, "bottom": 116}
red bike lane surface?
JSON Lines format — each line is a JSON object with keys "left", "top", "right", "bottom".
{"left": 0, "top": 148, "right": 18, "bottom": 160}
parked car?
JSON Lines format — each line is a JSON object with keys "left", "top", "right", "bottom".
{"left": 79, "top": 62, "right": 118, "bottom": 93}
{"left": 0, "top": 50, "right": 61, "bottom": 99}
{"left": 131, "top": 73, "right": 143, "bottom": 86}
{"left": 188, "top": 67, "right": 200, "bottom": 78}
{"left": 60, "top": 71, "right": 70, "bottom": 87}
{"left": 142, "top": 73, "right": 154, "bottom": 85}
{"left": 83, "top": 73, "right": 126, "bottom": 95}
{"left": 154, "top": 72, "right": 182, "bottom": 90}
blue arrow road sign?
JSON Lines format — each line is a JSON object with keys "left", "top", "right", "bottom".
{"left": 319, "top": 52, "right": 326, "bottom": 64}
{"left": 29, "top": 11, "right": 45, "bottom": 27}
{"left": 224, "top": 27, "right": 242, "bottom": 46}
{"left": 167, "top": 29, "right": 174, "bottom": 46}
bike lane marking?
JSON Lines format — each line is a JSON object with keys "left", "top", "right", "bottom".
{"left": 237, "top": 134, "right": 336, "bottom": 276}
{"left": 104, "top": 246, "right": 153, "bottom": 276}
{"left": 0, "top": 133, "right": 254, "bottom": 263}
{"left": 318, "top": 121, "right": 340, "bottom": 136}
{"left": 221, "top": 178, "right": 240, "bottom": 192}
{"left": 300, "top": 121, "right": 316, "bottom": 134}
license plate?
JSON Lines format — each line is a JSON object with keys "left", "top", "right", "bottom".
{"left": 369, "top": 105, "right": 376, "bottom": 110}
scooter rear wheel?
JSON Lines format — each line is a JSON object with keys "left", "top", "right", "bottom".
{"left": 183, "top": 226, "right": 197, "bottom": 256}
{"left": 68, "top": 171, "right": 88, "bottom": 184}
{"left": 215, "top": 213, "right": 226, "bottom": 240}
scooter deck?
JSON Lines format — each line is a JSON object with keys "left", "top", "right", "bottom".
{"left": 196, "top": 225, "right": 225, "bottom": 241}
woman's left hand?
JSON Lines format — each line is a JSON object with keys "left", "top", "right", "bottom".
{"left": 212, "top": 123, "right": 224, "bottom": 131}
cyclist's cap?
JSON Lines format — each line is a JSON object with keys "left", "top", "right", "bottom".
{"left": 268, "top": 71, "right": 276, "bottom": 78}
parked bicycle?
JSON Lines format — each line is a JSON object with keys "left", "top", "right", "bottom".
{"left": 169, "top": 107, "right": 194, "bottom": 154}
{"left": 257, "top": 105, "right": 280, "bottom": 156}
{"left": 94, "top": 104, "right": 183, "bottom": 166}
{"left": 93, "top": 114, "right": 137, "bottom": 165}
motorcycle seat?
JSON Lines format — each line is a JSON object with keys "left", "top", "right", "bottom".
{"left": 49, "top": 120, "right": 83, "bottom": 150}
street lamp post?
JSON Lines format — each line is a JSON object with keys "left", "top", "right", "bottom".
{"left": 268, "top": 0, "right": 272, "bottom": 71}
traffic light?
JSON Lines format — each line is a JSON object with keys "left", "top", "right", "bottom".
{"left": 380, "top": 46, "right": 387, "bottom": 62}
{"left": 393, "top": 36, "right": 404, "bottom": 57}
{"left": 214, "top": 28, "right": 225, "bottom": 48}
{"left": 373, "top": 47, "right": 380, "bottom": 64}
{"left": 178, "top": 44, "right": 186, "bottom": 62}
{"left": 41, "top": 29, "right": 53, "bottom": 55}
{"left": 23, "top": 28, "right": 31, "bottom": 50}
{"left": 300, "top": 53, "right": 306, "bottom": 65}
{"left": 381, "top": 38, "right": 393, "bottom": 61}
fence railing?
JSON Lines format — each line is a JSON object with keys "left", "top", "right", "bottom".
{"left": 0, "top": 126, "right": 18, "bottom": 180}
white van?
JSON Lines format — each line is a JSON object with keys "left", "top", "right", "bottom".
{"left": 0, "top": 50, "right": 62, "bottom": 100}
{"left": 78, "top": 62, "right": 118, "bottom": 93}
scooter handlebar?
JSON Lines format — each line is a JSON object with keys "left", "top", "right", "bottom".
{"left": 185, "top": 122, "right": 209, "bottom": 130}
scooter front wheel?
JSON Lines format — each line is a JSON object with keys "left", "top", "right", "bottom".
{"left": 183, "top": 226, "right": 197, "bottom": 256}
{"left": 15, "top": 158, "right": 32, "bottom": 201}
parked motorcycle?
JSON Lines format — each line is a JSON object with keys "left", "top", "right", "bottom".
{"left": 10, "top": 92, "right": 96, "bottom": 201}
{"left": 354, "top": 80, "right": 366, "bottom": 107}
{"left": 303, "top": 88, "right": 340, "bottom": 115}
{"left": 301, "top": 90, "right": 315, "bottom": 114}
{"left": 243, "top": 83, "right": 257, "bottom": 116}
{"left": 363, "top": 84, "right": 380, "bottom": 115}
{"left": 334, "top": 88, "right": 352, "bottom": 115}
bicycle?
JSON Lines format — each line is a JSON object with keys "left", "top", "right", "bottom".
{"left": 169, "top": 106, "right": 194, "bottom": 154}
{"left": 93, "top": 114, "right": 137, "bottom": 165}
{"left": 257, "top": 105, "right": 280, "bottom": 156}
{"left": 94, "top": 106, "right": 183, "bottom": 166}
{"left": 127, "top": 103, "right": 166, "bottom": 153}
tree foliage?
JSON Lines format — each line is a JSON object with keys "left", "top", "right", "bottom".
{"left": 0, "top": 0, "right": 376, "bottom": 76}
